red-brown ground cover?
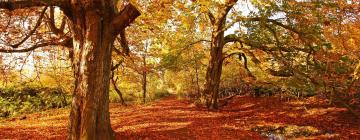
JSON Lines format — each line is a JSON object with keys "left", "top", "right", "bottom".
{"left": 0, "top": 95, "right": 359, "bottom": 139}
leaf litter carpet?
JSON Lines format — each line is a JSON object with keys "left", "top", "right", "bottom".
{"left": 0, "top": 95, "right": 359, "bottom": 139}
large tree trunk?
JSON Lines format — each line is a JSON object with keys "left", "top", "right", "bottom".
{"left": 65, "top": 2, "right": 140, "bottom": 139}
{"left": 0, "top": 0, "right": 140, "bottom": 139}
{"left": 203, "top": 0, "right": 237, "bottom": 110}
{"left": 204, "top": 22, "right": 226, "bottom": 110}
{"left": 67, "top": 2, "right": 115, "bottom": 140}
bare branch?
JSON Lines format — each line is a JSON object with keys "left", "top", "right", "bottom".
{"left": 9, "top": 6, "right": 47, "bottom": 48}
{"left": 0, "top": 37, "right": 72, "bottom": 53}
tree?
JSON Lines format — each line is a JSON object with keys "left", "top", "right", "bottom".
{"left": 0, "top": 0, "right": 140, "bottom": 139}
{"left": 141, "top": 41, "right": 149, "bottom": 103}
{"left": 198, "top": 0, "right": 330, "bottom": 109}
{"left": 202, "top": 0, "right": 238, "bottom": 109}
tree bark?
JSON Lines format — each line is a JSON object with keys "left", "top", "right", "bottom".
{"left": 68, "top": 9, "right": 115, "bottom": 140}
{"left": 204, "top": 21, "right": 226, "bottom": 110}
{"left": 142, "top": 42, "right": 148, "bottom": 104}
{"left": 195, "top": 59, "right": 201, "bottom": 98}
{"left": 66, "top": 1, "right": 139, "bottom": 140}
{"left": 111, "top": 73, "right": 126, "bottom": 105}
{"left": 0, "top": 0, "right": 140, "bottom": 139}
{"left": 203, "top": 0, "right": 238, "bottom": 110}
{"left": 142, "top": 70, "right": 147, "bottom": 104}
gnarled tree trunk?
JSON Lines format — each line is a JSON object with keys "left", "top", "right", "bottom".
{"left": 68, "top": 9, "right": 115, "bottom": 140}
{"left": 204, "top": 21, "right": 226, "bottom": 110}
{"left": 203, "top": 0, "right": 237, "bottom": 109}
{"left": 65, "top": 1, "right": 139, "bottom": 140}
{"left": 0, "top": 0, "right": 140, "bottom": 139}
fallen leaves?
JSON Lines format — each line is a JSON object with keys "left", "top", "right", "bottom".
{"left": 0, "top": 95, "right": 359, "bottom": 139}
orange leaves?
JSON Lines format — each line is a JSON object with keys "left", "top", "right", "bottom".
{"left": 1, "top": 95, "right": 360, "bottom": 139}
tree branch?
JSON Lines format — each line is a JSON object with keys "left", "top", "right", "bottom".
{"left": 0, "top": 37, "right": 72, "bottom": 53}
{"left": 118, "top": 30, "right": 129, "bottom": 55}
{"left": 240, "top": 53, "right": 256, "bottom": 78}
{"left": 217, "top": 0, "right": 238, "bottom": 26}
{"left": 111, "top": 60, "right": 124, "bottom": 71}
{"left": 176, "top": 39, "right": 211, "bottom": 56}
{"left": 46, "top": 6, "right": 65, "bottom": 35}
{"left": 110, "top": 71, "right": 126, "bottom": 105}
{"left": 113, "top": 44, "right": 123, "bottom": 56}
{"left": 224, "top": 34, "right": 309, "bottom": 53}
{"left": 223, "top": 51, "right": 255, "bottom": 78}
{"left": 207, "top": 11, "right": 215, "bottom": 25}
{"left": 219, "top": 16, "right": 301, "bottom": 37}
{"left": 186, "top": 39, "right": 211, "bottom": 46}
{"left": 0, "top": 0, "right": 69, "bottom": 10}
{"left": 111, "top": 3, "right": 140, "bottom": 35}
{"left": 222, "top": 51, "right": 241, "bottom": 61}
{"left": 8, "top": 6, "right": 47, "bottom": 48}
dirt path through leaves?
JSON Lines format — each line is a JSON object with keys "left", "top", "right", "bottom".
{"left": 0, "top": 95, "right": 359, "bottom": 139}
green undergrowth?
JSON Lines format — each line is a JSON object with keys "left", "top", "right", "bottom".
{"left": 109, "top": 88, "right": 171, "bottom": 105}
{"left": 0, "top": 86, "right": 71, "bottom": 118}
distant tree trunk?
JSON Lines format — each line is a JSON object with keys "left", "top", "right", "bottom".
{"left": 142, "top": 70, "right": 147, "bottom": 104}
{"left": 204, "top": 20, "right": 226, "bottom": 110}
{"left": 142, "top": 42, "right": 148, "bottom": 104}
{"left": 195, "top": 59, "right": 201, "bottom": 98}
{"left": 111, "top": 73, "right": 126, "bottom": 105}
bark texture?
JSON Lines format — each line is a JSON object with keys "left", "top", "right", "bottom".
{"left": 0, "top": 0, "right": 140, "bottom": 140}
{"left": 204, "top": 21, "right": 226, "bottom": 110}
{"left": 203, "top": 0, "right": 238, "bottom": 109}
{"left": 142, "top": 43, "right": 148, "bottom": 104}
{"left": 64, "top": 1, "right": 140, "bottom": 140}
{"left": 67, "top": 3, "right": 114, "bottom": 139}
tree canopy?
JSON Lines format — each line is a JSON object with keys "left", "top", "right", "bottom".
{"left": 0, "top": 0, "right": 359, "bottom": 139}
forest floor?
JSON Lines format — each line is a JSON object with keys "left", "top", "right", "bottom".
{"left": 0, "top": 95, "right": 359, "bottom": 140}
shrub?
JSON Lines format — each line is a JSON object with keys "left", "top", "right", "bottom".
{"left": 109, "top": 90, "right": 137, "bottom": 103}
{"left": 153, "top": 89, "right": 171, "bottom": 100}
{"left": 0, "top": 86, "right": 71, "bottom": 118}
{"left": 109, "top": 91, "right": 120, "bottom": 103}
